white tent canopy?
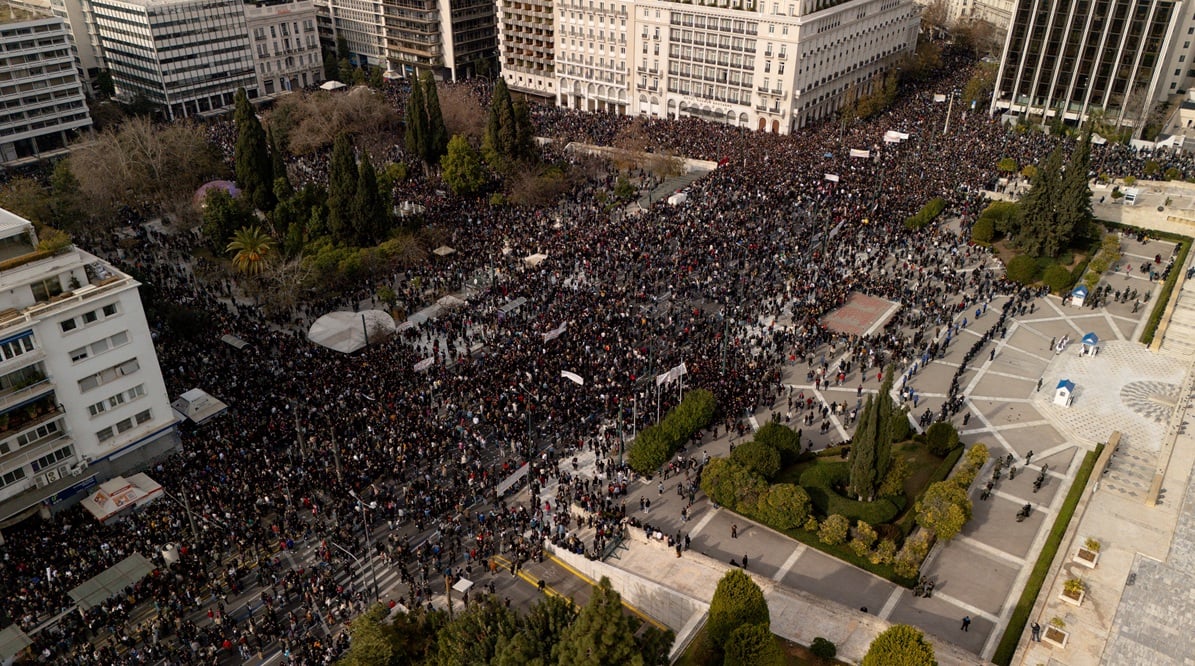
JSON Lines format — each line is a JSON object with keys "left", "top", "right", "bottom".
{"left": 432, "top": 245, "right": 457, "bottom": 256}
{"left": 319, "top": 80, "right": 347, "bottom": 90}
{"left": 171, "top": 388, "right": 229, "bottom": 425}
{"left": 524, "top": 253, "right": 548, "bottom": 267}
{"left": 308, "top": 310, "right": 396, "bottom": 353}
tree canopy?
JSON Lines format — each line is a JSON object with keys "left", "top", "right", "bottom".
{"left": 861, "top": 624, "right": 936, "bottom": 666}
{"left": 554, "top": 577, "right": 646, "bottom": 666}
{"left": 707, "top": 569, "right": 770, "bottom": 649}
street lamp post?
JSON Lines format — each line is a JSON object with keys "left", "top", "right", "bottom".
{"left": 349, "top": 490, "right": 381, "bottom": 601}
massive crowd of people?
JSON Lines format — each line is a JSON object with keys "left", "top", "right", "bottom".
{"left": 0, "top": 50, "right": 1190, "bottom": 665}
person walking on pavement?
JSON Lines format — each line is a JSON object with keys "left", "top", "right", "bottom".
{"left": 1031, "top": 622, "right": 1041, "bottom": 642}
{"left": 742, "top": 554, "right": 749, "bottom": 569}
{"left": 731, "top": 524, "right": 738, "bottom": 538}
{"left": 961, "top": 616, "right": 971, "bottom": 632}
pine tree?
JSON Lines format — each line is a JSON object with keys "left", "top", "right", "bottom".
{"left": 849, "top": 395, "right": 879, "bottom": 501}
{"left": 707, "top": 569, "right": 770, "bottom": 650}
{"left": 1018, "top": 146, "right": 1063, "bottom": 257}
{"left": 422, "top": 71, "right": 448, "bottom": 165}
{"left": 1055, "top": 134, "right": 1093, "bottom": 254}
{"left": 352, "top": 155, "right": 385, "bottom": 245}
{"left": 233, "top": 87, "right": 274, "bottom": 211}
{"left": 405, "top": 77, "right": 427, "bottom": 162}
{"left": 555, "top": 578, "right": 643, "bottom": 666}
{"left": 327, "top": 133, "right": 357, "bottom": 244}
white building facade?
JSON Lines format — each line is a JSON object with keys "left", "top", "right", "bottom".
{"left": 244, "top": 0, "right": 324, "bottom": 96}
{"left": 497, "top": 0, "right": 555, "bottom": 98}
{"left": 0, "top": 208, "right": 177, "bottom": 522}
{"left": 89, "top": 0, "right": 258, "bottom": 118}
{"left": 548, "top": 0, "right": 918, "bottom": 134}
{"left": 0, "top": 4, "right": 92, "bottom": 165}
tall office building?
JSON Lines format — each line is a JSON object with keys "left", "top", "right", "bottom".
{"left": 244, "top": 0, "right": 324, "bottom": 95}
{"left": 0, "top": 3, "right": 92, "bottom": 165}
{"left": 991, "top": 0, "right": 1195, "bottom": 131}
{"left": 0, "top": 208, "right": 178, "bottom": 523}
{"left": 546, "top": 0, "right": 919, "bottom": 134}
{"left": 497, "top": 0, "right": 554, "bottom": 97}
{"left": 312, "top": 0, "right": 386, "bottom": 68}
{"left": 89, "top": 0, "right": 258, "bottom": 119}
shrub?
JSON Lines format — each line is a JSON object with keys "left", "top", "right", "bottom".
{"left": 800, "top": 462, "right": 902, "bottom": 524}
{"left": 916, "top": 480, "right": 973, "bottom": 541}
{"left": 877, "top": 455, "right": 910, "bottom": 497}
{"left": 627, "top": 389, "right": 715, "bottom": 474}
{"left": 818, "top": 514, "right": 850, "bottom": 545}
{"left": 971, "top": 216, "right": 995, "bottom": 244}
{"left": 862, "top": 625, "right": 936, "bottom": 666}
{"left": 924, "top": 421, "right": 960, "bottom": 457}
{"left": 700, "top": 458, "right": 768, "bottom": 514}
{"left": 1165, "top": 167, "right": 1182, "bottom": 181}
{"left": 870, "top": 538, "right": 897, "bottom": 565}
{"left": 708, "top": 569, "right": 770, "bottom": 649}
{"left": 964, "top": 443, "right": 989, "bottom": 471}
{"left": 731, "top": 441, "right": 782, "bottom": 481}
{"left": 889, "top": 408, "right": 911, "bottom": 443}
{"left": 1042, "top": 264, "right": 1073, "bottom": 293}
{"left": 723, "top": 623, "right": 784, "bottom": 666}
{"left": 850, "top": 520, "right": 878, "bottom": 557}
{"left": 904, "top": 197, "right": 947, "bottom": 230}
{"left": 810, "top": 637, "right": 837, "bottom": 660}
{"left": 754, "top": 484, "right": 812, "bottom": 530}
{"left": 997, "top": 157, "right": 1018, "bottom": 172}
{"left": 1006, "top": 254, "right": 1040, "bottom": 284}
{"left": 754, "top": 422, "right": 803, "bottom": 464}
{"left": 893, "top": 530, "right": 932, "bottom": 578}
{"left": 803, "top": 515, "right": 820, "bottom": 532}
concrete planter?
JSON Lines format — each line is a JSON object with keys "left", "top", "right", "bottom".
{"left": 1043, "top": 625, "right": 1069, "bottom": 649}
{"left": 1060, "top": 588, "right": 1085, "bottom": 607}
{"left": 1074, "top": 547, "right": 1100, "bottom": 568}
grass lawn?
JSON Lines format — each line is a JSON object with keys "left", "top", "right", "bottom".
{"left": 991, "top": 445, "right": 1102, "bottom": 666}
{"left": 677, "top": 625, "right": 845, "bottom": 666}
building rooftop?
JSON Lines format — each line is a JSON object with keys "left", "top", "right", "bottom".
{"left": 0, "top": 3, "right": 47, "bottom": 24}
{"left": 0, "top": 208, "right": 33, "bottom": 236}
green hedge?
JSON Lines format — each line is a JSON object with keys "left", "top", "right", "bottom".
{"left": 627, "top": 389, "right": 716, "bottom": 474}
{"left": 992, "top": 446, "right": 1101, "bottom": 666}
{"left": 904, "top": 197, "right": 947, "bottom": 230}
{"left": 799, "top": 462, "right": 903, "bottom": 525}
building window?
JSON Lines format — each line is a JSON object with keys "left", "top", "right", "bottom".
{"left": 30, "top": 444, "right": 72, "bottom": 472}
{"left": 60, "top": 318, "right": 77, "bottom": 333}
{"left": 96, "top": 426, "right": 113, "bottom": 442}
{"left": 30, "top": 278, "right": 63, "bottom": 303}
{"left": 0, "top": 335, "right": 34, "bottom": 362}
{"left": 0, "top": 467, "right": 26, "bottom": 489}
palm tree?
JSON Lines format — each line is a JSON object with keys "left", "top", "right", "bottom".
{"left": 226, "top": 225, "right": 274, "bottom": 276}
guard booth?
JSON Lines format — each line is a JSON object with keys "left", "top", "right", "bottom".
{"left": 1123, "top": 187, "right": 1140, "bottom": 205}
{"left": 1054, "top": 379, "right": 1075, "bottom": 407}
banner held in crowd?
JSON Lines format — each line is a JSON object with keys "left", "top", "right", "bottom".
{"left": 561, "top": 371, "right": 584, "bottom": 386}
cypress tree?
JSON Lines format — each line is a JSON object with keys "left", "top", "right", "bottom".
{"left": 1018, "top": 146, "right": 1063, "bottom": 257}
{"left": 513, "top": 97, "right": 534, "bottom": 161}
{"left": 352, "top": 155, "right": 385, "bottom": 246}
{"left": 849, "top": 395, "right": 879, "bottom": 501}
{"left": 874, "top": 366, "right": 896, "bottom": 483}
{"left": 1056, "top": 134, "right": 1093, "bottom": 253}
{"left": 268, "top": 126, "right": 289, "bottom": 192}
{"left": 421, "top": 71, "right": 448, "bottom": 164}
{"left": 327, "top": 134, "right": 357, "bottom": 244}
{"left": 405, "top": 78, "right": 428, "bottom": 163}
{"left": 233, "top": 87, "right": 274, "bottom": 211}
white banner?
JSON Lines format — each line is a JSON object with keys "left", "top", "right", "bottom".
{"left": 849, "top": 149, "right": 871, "bottom": 159}
{"left": 543, "top": 322, "right": 568, "bottom": 342}
{"left": 883, "top": 130, "right": 910, "bottom": 143}
{"left": 656, "top": 372, "right": 670, "bottom": 387}
{"left": 414, "top": 357, "right": 434, "bottom": 372}
{"left": 670, "top": 362, "right": 688, "bottom": 380}
{"left": 824, "top": 173, "right": 839, "bottom": 182}
{"left": 933, "top": 93, "right": 947, "bottom": 103}
{"left": 561, "top": 371, "right": 584, "bottom": 386}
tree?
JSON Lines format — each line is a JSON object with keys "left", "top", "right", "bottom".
{"left": 700, "top": 457, "right": 767, "bottom": 514}
{"left": 442, "top": 135, "right": 488, "bottom": 196}
{"left": 513, "top": 97, "right": 535, "bottom": 161}
{"left": 323, "top": 51, "right": 339, "bottom": 81}
{"left": 433, "top": 596, "right": 520, "bottom": 666}
{"left": 234, "top": 88, "right": 275, "bottom": 211}
{"left": 49, "top": 159, "right": 83, "bottom": 226}
{"left": 707, "top": 569, "right": 770, "bottom": 649}
{"left": 753, "top": 422, "right": 803, "bottom": 464}
{"left": 723, "top": 623, "right": 783, "bottom": 666}
{"left": 484, "top": 78, "right": 518, "bottom": 167}
{"left": 1056, "top": 133, "right": 1093, "bottom": 249}
{"left": 0, "top": 177, "right": 52, "bottom": 225}
{"left": 201, "top": 189, "right": 254, "bottom": 248}
{"left": 924, "top": 421, "right": 960, "bottom": 457}
{"left": 861, "top": 624, "right": 936, "bottom": 666}
{"left": 818, "top": 514, "right": 850, "bottom": 545}
{"left": 352, "top": 155, "right": 387, "bottom": 245}
{"left": 850, "top": 520, "right": 878, "bottom": 557}
{"left": 731, "top": 440, "right": 781, "bottom": 480}
{"left": 226, "top": 225, "right": 274, "bottom": 276}
{"left": 341, "top": 603, "right": 399, "bottom": 666}
{"left": 268, "top": 127, "right": 289, "bottom": 191}
{"left": 327, "top": 134, "right": 358, "bottom": 244}
{"left": 916, "top": 480, "right": 973, "bottom": 541}
{"left": 555, "top": 577, "right": 643, "bottom": 666}
{"left": 405, "top": 78, "right": 428, "bottom": 163}
{"left": 754, "top": 484, "right": 811, "bottom": 530}
{"left": 422, "top": 72, "right": 449, "bottom": 164}
{"left": 368, "top": 65, "right": 385, "bottom": 89}
{"left": 849, "top": 395, "right": 879, "bottom": 500}
{"left": 493, "top": 595, "right": 576, "bottom": 666}
{"left": 1018, "top": 146, "right": 1064, "bottom": 257}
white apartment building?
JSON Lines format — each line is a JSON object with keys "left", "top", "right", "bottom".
{"left": 312, "top": 0, "right": 386, "bottom": 68}
{"left": 0, "top": 3, "right": 92, "bottom": 165}
{"left": 244, "top": 0, "right": 324, "bottom": 96}
{"left": 498, "top": 0, "right": 556, "bottom": 98}
{"left": 0, "top": 208, "right": 177, "bottom": 523}
{"left": 90, "top": 0, "right": 258, "bottom": 119}
{"left": 549, "top": 0, "right": 918, "bottom": 134}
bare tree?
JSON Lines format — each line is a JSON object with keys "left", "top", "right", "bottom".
{"left": 268, "top": 88, "right": 400, "bottom": 155}
{"left": 921, "top": 0, "right": 950, "bottom": 37}
{"left": 437, "top": 84, "right": 486, "bottom": 140}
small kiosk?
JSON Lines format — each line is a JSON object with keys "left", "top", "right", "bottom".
{"left": 1070, "top": 285, "right": 1089, "bottom": 307}
{"left": 1080, "top": 333, "right": 1100, "bottom": 357}
{"left": 1054, "top": 379, "right": 1075, "bottom": 407}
